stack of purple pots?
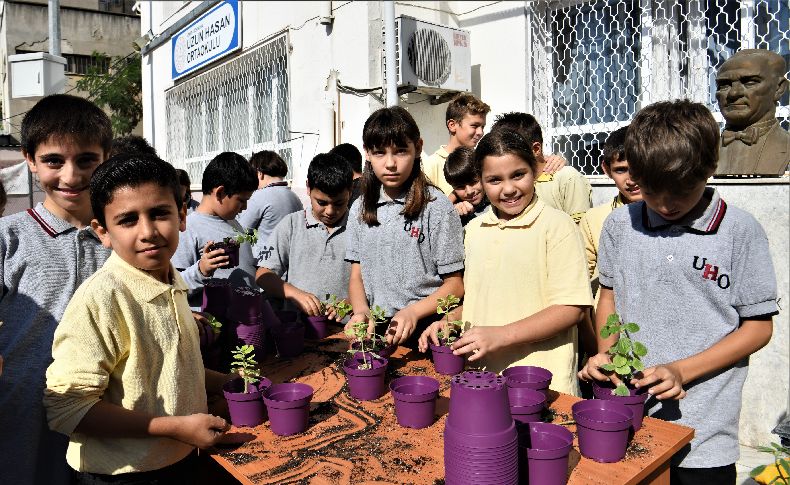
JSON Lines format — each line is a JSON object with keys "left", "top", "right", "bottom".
{"left": 444, "top": 371, "right": 518, "bottom": 485}
{"left": 228, "top": 286, "right": 277, "bottom": 359}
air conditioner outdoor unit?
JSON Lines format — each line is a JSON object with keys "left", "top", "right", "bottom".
{"left": 390, "top": 16, "right": 471, "bottom": 95}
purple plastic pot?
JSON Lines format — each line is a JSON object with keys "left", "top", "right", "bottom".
{"left": 518, "top": 422, "right": 573, "bottom": 485}
{"left": 209, "top": 241, "right": 240, "bottom": 268}
{"left": 201, "top": 279, "right": 232, "bottom": 320}
{"left": 447, "top": 371, "right": 512, "bottom": 435}
{"left": 429, "top": 342, "right": 464, "bottom": 375}
{"left": 271, "top": 322, "right": 305, "bottom": 358}
{"left": 343, "top": 356, "right": 388, "bottom": 401}
{"left": 228, "top": 286, "right": 264, "bottom": 325}
{"left": 390, "top": 376, "right": 439, "bottom": 429}
{"left": 304, "top": 315, "right": 331, "bottom": 339}
{"left": 502, "top": 366, "right": 553, "bottom": 398}
{"left": 507, "top": 386, "right": 546, "bottom": 423}
{"left": 262, "top": 382, "right": 313, "bottom": 436}
{"left": 592, "top": 380, "right": 649, "bottom": 432}
{"left": 223, "top": 377, "right": 273, "bottom": 427}
{"left": 572, "top": 399, "right": 633, "bottom": 463}
{"left": 444, "top": 419, "right": 518, "bottom": 448}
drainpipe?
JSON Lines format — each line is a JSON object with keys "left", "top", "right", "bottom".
{"left": 382, "top": 0, "right": 398, "bottom": 107}
{"left": 48, "top": 0, "right": 60, "bottom": 56}
{"left": 319, "top": 1, "right": 334, "bottom": 25}
{"left": 148, "top": 0, "right": 155, "bottom": 147}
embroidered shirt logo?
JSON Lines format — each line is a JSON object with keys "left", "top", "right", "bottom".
{"left": 403, "top": 221, "right": 426, "bottom": 243}
{"left": 260, "top": 246, "right": 274, "bottom": 260}
{"left": 692, "top": 256, "right": 730, "bottom": 289}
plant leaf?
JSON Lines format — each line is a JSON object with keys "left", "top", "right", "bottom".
{"left": 624, "top": 322, "right": 640, "bottom": 333}
{"left": 600, "top": 327, "right": 611, "bottom": 339}
{"left": 618, "top": 337, "right": 632, "bottom": 353}
{"left": 607, "top": 313, "right": 620, "bottom": 326}
{"left": 615, "top": 365, "right": 631, "bottom": 376}
{"left": 631, "top": 359, "right": 645, "bottom": 372}
{"left": 613, "top": 355, "right": 627, "bottom": 367}
{"left": 750, "top": 465, "right": 767, "bottom": 478}
{"left": 757, "top": 446, "right": 777, "bottom": 453}
{"left": 614, "top": 384, "right": 630, "bottom": 396}
{"left": 600, "top": 363, "right": 616, "bottom": 371}
{"left": 633, "top": 342, "right": 648, "bottom": 357}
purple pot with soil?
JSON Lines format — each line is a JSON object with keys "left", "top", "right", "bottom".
{"left": 518, "top": 421, "right": 573, "bottom": 485}
{"left": 429, "top": 341, "right": 464, "bottom": 375}
{"left": 343, "top": 355, "right": 388, "bottom": 401}
{"left": 228, "top": 286, "right": 265, "bottom": 325}
{"left": 592, "top": 380, "right": 649, "bottom": 432}
{"left": 502, "top": 365, "right": 553, "bottom": 398}
{"left": 304, "top": 315, "right": 331, "bottom": 339}
{"left": 223, "top": 377, "right": 273, "bottom": 427}
{"left": 390, "top": 376, "right": 440, "bottom": 429}
{"left": 271, "top": 321, "right": 305, "bottom": 359}
{"left": 262, "top": 382, "right": 313, "bottom": 436}
{"left": 447, "top": 371, "right": 512, "bottom": 435}
{"left": 572, "top": 399, "right": 633, "bottom": 463}
{"left": 507, "top": 386, "right": 547, "bottom": 423}
{"left": 210, "top": 240, "right": 240, "bottom": 268}
{"left": 202, "top": 279, "right": 232, "bottom": 321}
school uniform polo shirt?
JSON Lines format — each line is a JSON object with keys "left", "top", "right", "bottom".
{"left": 423, "top": 146, "right": 454, "bottom": 195}
{"left": 462, "top": 196, "right": 593, "bottom": 395}
{"left": 580, "top": 194, "right": 627, "bottom": 281}
{"left": 237, "top": 182, "right": 304, "bottom": 251}
{"left": 0, "top": 203, "right": 111, "bottom": 485}
{"left": 534, "top": 166, "right": 593, "bottom": 223}
{"left": 258, "top": 209, "right": 351, "bottom": 301}
{"left": 345, "top": 186, "right": 465, "bottom": 318}
{"left": 598, "top": 187, "right": 778, "bottom": 468}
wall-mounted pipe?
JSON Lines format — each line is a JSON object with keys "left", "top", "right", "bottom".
{"left": 382, "top": 1, "right": 398, "bottom": 107}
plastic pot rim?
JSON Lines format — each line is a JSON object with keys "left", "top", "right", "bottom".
{"left": 262, "top": 382, "right": 313, "bottom": 409}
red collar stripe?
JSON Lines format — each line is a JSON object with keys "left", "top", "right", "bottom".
{"left": 26, "top": 208, "right": 58, "bottom": 237}
{"left": 705, "top": 199, "right": 727, "bottom": 233}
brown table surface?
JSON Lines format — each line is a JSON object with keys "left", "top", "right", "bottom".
{"left": 210, "top": 331, "right": 694, "bottom": 484}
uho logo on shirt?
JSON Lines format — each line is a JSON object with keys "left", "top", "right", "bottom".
{"left": 692, "top": 256, "right": 730, "bottom": 289}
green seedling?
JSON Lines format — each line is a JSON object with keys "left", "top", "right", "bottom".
{"left": 345, "top": 305, "right": 387, "bottom": 370}
{"left": 323, "top": 294, "right": 353, "bottom": 320}
{"left": 225, "top": 228, "right": 259, "bottom": 246}
{"left": 750, "top": 442, "right": 790, "bottom": 484}
{"left": 599, "top": 313, "right": 648, "bottom": 397}
{"left": 230, "top": 344, "right": 263, "bottom": 393}
{"left": 435, "top": 294, "right": 468, "bottom": 345}
{"left": 204, "top": 312, "right": 222, "bottom": 335}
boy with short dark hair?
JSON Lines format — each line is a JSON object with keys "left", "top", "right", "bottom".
{"left": 424, "top": 93, "right": 491, "bottom": 195}
{"left": 491, "top": 112, "right": 592, "bottom": 223}
{"left": 238, "top": 150, "right": 303, "bottom": 252}
{"left": 580, "top": 100, "right": 777, "bottom": 484}
{"left": 176, "top": 168, "right": 199, "bottom": 214}
{"left": 109, "top": 135, "right": 158, "bottom": 158}
{"left": 443, "top": 146, "right": 489, "bottom": 226}
{"left": 256, "top": 153, "right": 353, "bottom": 318}
{"left": 172, "top": 152, "right": 259, "bottom": 308}
{"left": 329, "top": 143, "right": 363, "bottom": 206}
{"left": 45, "top": 154, "right": 232, "bottom": 483}
{"left": 0, "top": 94, "right": 113, "bottom": 484}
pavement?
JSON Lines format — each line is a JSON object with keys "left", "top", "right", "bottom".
{"left": 737, "top": 444, "right": 771, "bottom": 485}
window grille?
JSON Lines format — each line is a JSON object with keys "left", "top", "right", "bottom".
{"left": 15, "top": 50, "right": 110, "bottom": 75}
{"left": 165, "top": 35, "right": 291, "bottom": 185}
{"left": 527, "top": 0, "right": 789, "bottom": 175}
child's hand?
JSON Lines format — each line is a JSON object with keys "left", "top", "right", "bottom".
{"left": 287, "top": 288, "right": 322, "bottom": 317}
{"left": 171, "top": 413, "right": 230, "bottom": 448}
{"left": 454, "top": 201, "right": 475, "bottom": 217}
{"left": 198, "top": 241, "right": 229, "bottom": 277}
{"left": 388, "top": 307, "right": 419, "bottom": 345}
{"left": 577, "top": 352, "right": 623, "bottom": 384}
{"left": 634, "top": 364, "right": 686, "bottom": 400}
{"left": 417, "top": 321, "right": 445, "bottom": 352}
{"left": 344, "top": 313, "right": 370, "bottom": 338}
{"left": 450, "top": 326, "right": 508, "bottom": 362}
{"left": 543, "top": 154, "right": 568, "bottom": 174}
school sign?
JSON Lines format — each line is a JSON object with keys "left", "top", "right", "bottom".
{"left": 171, "top": 0, "right": 241, "bottom": 80}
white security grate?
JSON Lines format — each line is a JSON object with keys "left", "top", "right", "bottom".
{"left": 165, "top": 35, "right": 291, "bottom": 185}
{"left": 527, "top": 0, "right": 789, "bottom": 175}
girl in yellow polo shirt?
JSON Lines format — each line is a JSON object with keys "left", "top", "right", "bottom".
{"left": 418, "top": 129, "right": 593, "bottom": 395}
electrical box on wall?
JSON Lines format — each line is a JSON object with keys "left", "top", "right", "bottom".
{"left": 389, "top": 16, "right": 472, "bottom": 95}
{"left": 9, "top": 52, "right": 67, "bottom": 98}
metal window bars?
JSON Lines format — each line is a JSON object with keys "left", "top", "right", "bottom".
{"left": 165, "top": 35, "right": 291, "bottom": 185}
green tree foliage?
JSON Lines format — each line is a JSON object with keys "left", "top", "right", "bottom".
{"left": 75, "top": 51, "right": 142, "bottom": 136}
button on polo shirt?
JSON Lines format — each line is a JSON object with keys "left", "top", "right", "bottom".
{"left": 462, "top": 196, "right": 593, "bottom": 395}
{"left": 345, "top": 186, "right": 465, "bottom": 317}
{"left": 258, "top": 209, "right": 351, "bottom": 300}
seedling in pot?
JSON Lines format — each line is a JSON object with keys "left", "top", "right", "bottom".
{"left": 230, "top": 344, "right": 263, "bottom": 393}
{"left": 227, "top": 228, "right": 259, "bottom": 246}
{"left": 204, "top": 312, "right": 222, "bottom": 335}
{"left": 322, "top": 294, "right": 353, "bottom": 320}
{"left": 345, "top": 305, "right": 387, "bottom": 370}
{"left": 436, "top": 294, "right": 468, "bottom": 345}
{"left": 599, "top": 313, "right": 648, "bottom": 397}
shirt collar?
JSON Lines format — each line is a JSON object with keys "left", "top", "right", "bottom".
{"left": 479, "top": 194, "right": 544, "bottom": 228}
{"left": 304, "top": 209, "right": 349, "bottom": 231}
{"left": 612, "top": 194, "right": 628, "bottom": 210}
{"left": 376, "top": 186, "right": 407, "bottom": 205}
{"left": 105, "top": 252, "right": 188, "bottom": 302}
{"left": 435, "top": 145, "right": 449, "bottom": 159}
{"left": 27, "top": 202, "right": 99, "bottom": 239}
{"left": 643, "top": 187, "right": 727, "bottom": 233}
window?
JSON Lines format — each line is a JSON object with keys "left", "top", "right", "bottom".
{"left": 15, "top": 50, "right": 110, "bottom": 75}
{"left": 166, "top": 35, "right": 291, "bottom": 185}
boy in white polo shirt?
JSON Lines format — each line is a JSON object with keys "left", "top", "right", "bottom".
{"left": 256, "top": 153, "right": 353, "bottom": 319}
{"left": 580, "top": 100, "right": 777, "bottom": 484}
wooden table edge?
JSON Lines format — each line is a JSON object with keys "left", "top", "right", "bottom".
{"left": 623, "top": 418, "right": 695, "bottom": 485}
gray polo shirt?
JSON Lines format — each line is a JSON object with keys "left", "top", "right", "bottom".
{"left": 599, "top": 188, "right": 778, "bottom": 468}
{"left": 345, "top": 186, "right": 465, "bottom": 318}
{"left": 0, "top": 203, "right": 111, "bottom": 485}
{"left": 258, "top": 209, "right": 351, "bottom": 302}
{"left": 237, "top": 182, "right": 303, "bottom": 253}
{"left": 172, "top": 211, "right": 258, "bottom": 308}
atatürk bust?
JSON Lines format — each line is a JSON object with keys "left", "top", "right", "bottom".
{"left": 715, "top": 49, "right": 789, "bottom": 176}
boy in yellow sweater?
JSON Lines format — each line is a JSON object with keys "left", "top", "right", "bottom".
{"left": 44, "top": 154, "right": 235, "bottom": 483}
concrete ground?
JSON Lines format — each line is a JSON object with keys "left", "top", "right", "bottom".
{"left": 737, "top": 444, "right": 773, "bottom": 485}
